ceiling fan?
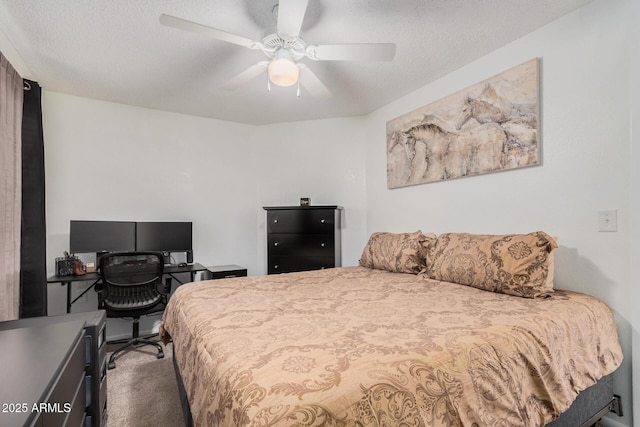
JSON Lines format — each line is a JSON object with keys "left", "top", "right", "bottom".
{"left": 159, "top": 0, "right": 396, "bottom": 98}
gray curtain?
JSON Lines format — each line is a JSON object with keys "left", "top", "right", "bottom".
{"left": 0, "top": 51, "right": 24, "bottom": 321}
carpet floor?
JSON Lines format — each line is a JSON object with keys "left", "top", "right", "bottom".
{"left": 106, "top": 340, "right": 183, "bottom": 427}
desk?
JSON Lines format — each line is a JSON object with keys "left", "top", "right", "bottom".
{"left": 47, "top": 263, "right": 208, "bottom": 313}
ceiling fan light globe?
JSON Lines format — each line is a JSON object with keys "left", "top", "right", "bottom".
{"left": 268, "top": 58, "right": 299, "bottom": 87}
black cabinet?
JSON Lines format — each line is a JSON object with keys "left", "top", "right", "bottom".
{"left": 0, "top": 311, "right": 108, "bottom": 427}
{"left": 264, "top": 206, "right": 342, "bottom": 274}
{"left": 202, "top": 264, "right": 248, "bottom": 279}
{"left": 78, "top": 311, "right": 108, "bottom": 427}
{"left": 0, "top": 321, "right": 86, "bottom": 427}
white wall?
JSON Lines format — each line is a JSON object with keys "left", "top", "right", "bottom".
{"left": 43, "top": 92, "right": 257, "bottom": 269}
{"left": 41, "top": 92, "right": 368, "bottom": 338}
{"left": 42, "top": 93, "right": 258, "bottom": 336}
{"left": 364, "top": 0, "right": 633, "bottom": 425}
{"left": 251, "top": 117, "right": 368, "bottom": 272}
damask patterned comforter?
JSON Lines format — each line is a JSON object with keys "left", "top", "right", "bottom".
{"left": 159, "top": 266, "right": 622, "bottom": 427}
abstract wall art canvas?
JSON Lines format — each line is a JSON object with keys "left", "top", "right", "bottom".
{"left": 386, "top": 58, "right": 540, "bottom": 189}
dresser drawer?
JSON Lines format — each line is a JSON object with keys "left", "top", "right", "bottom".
{"left": 43, "top": 332, "right": 85, "bottom": 426}
{"left": 268, "top": 234, "right": 334, "bottom": 256}
{"left": 264, "top": 206, "right": 342, "bottom": 275}
{"left": 267, "top": 209, "right": 336, "bottom": 234}
{"left": 268, "top": 255, "right": 336, "bottom": 274}
{"left": 62, "top": 374, "right": 85, "bottom": 427}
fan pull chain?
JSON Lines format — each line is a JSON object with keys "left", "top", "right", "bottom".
{"left": 296, "top": 79, "right": 300, "bottom": 98}
{"left": 267, "top": 74, "right": 271, "bottom": 92}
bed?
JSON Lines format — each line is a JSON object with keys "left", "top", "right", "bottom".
{"left": 160, "top": 231, "right": 623, "bottom": 426}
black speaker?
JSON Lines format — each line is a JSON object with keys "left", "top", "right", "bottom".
{"left": 186, "top": 250, "right": 193, "bottom": 264}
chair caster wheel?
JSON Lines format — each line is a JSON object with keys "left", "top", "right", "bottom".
{"left": 108, "top": 361, "right": 116, "bottom": 370}
{"left": 157, "top": 350, "right": 164, "bottom": 359}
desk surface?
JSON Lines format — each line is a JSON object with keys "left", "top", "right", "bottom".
{"left": 47, "top": 262, "right": 207, "bottom": 283}
{"left": 164, "top": 262, "right": 208, "bottom": 275}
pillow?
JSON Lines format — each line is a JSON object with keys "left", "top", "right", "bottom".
{"left": 359, "top": 231, "right": 436, "bottom": 274}
{"left": 426, "top": 231, "right": 557, "bottom": 298}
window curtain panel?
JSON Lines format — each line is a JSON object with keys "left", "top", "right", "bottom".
{"left": 0, "top": 51, "right": 24, "bottom": 321}
{"left": 20, "top": 79, "right": 47, "bottom": 318}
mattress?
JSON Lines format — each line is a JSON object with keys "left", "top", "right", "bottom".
{"left": 160, "top": 266, "right": 622, "bottom": 426}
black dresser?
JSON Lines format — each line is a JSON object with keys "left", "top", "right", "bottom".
{"left": 0, "top": 321, "right": 86, "bottom": 427}
{"left": 263, "top": 206, "right": 343, "bottom": 274}
{"left": 0, "top": 311, "right": 108, "bottom": 427}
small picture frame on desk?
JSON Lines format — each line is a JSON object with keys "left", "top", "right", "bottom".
{"left": 300, "top": 197, "right": 310, "bottom": 206}
{"left": 85, "top": 262, "right": 95, "bottom": 273}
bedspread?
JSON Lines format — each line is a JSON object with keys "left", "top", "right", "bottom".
{"left": 159, "top": 266, "right": 622, "bottom": 427}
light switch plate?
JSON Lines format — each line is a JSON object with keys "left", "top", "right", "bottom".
{"left": 598, "top": 210, "right": 617, "bottom": 232}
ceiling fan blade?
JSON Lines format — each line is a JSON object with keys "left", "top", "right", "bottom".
{"left": 276, "top": 0, "right": 309, "bottom": 38}
{"left": 298, "top": 65, "right": 331, "bottom": 99}
{"left": 159, "top": 14, "right": 258, "bottom": 49}
{"left": 219, "top": 62, "right": 268, "bottom": 90}
{"left": 307, "top": 43, "right": 396, "bottom": 61}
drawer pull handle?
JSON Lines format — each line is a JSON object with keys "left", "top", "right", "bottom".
{"left": 274, "top": 242, "right": 279, "bottom": 247}
{"left": 320, "top": 243, "right": 325, "bottom": 247}
{"left": 273, "top": 219, "right": 279, "bottom": 223}
{"left": 320, "top": 219, "right": 325, "bottom": 224}
{"left": 274, "top": 265, "right": 279, "bottom": 269}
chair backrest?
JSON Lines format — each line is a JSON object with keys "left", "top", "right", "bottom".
{"left": 98, "top": 252, "right": 165, "bottom": 312}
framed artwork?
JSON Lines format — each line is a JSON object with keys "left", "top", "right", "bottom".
{"left": 386, "top": 58, "right": 539, "bottom": 189}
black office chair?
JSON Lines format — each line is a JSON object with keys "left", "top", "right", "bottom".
{"left": 97, "top": 252, "right": 169, "bottom": 369}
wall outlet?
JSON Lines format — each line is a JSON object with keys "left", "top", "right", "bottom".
{"left": 598, "top": 210, "right": 617, "bottom": 232}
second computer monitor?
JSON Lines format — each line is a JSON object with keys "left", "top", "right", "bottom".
{"left": 135, "top": 222, "right": 193, "bottom": 254}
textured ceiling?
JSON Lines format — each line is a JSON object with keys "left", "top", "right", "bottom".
{"left": 0, "top": 0, "right": 593, "bottom": 125}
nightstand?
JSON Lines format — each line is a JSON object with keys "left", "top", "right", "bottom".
{"left": 203, "top": 264, "right": 248, "bottom": 280}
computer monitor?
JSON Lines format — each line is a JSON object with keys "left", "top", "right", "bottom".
{"left": 135, "top": 222, "right": 193, "bottom": 253}
{"left": 70, "top": 220, "right": 136, "bottom": 253}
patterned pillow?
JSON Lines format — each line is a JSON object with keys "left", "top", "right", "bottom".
{"left": 359, "top": 231, "right": 436, "bottom": 274}
{"left": 426, "top": 231, "right": 558, "bottom": 298}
